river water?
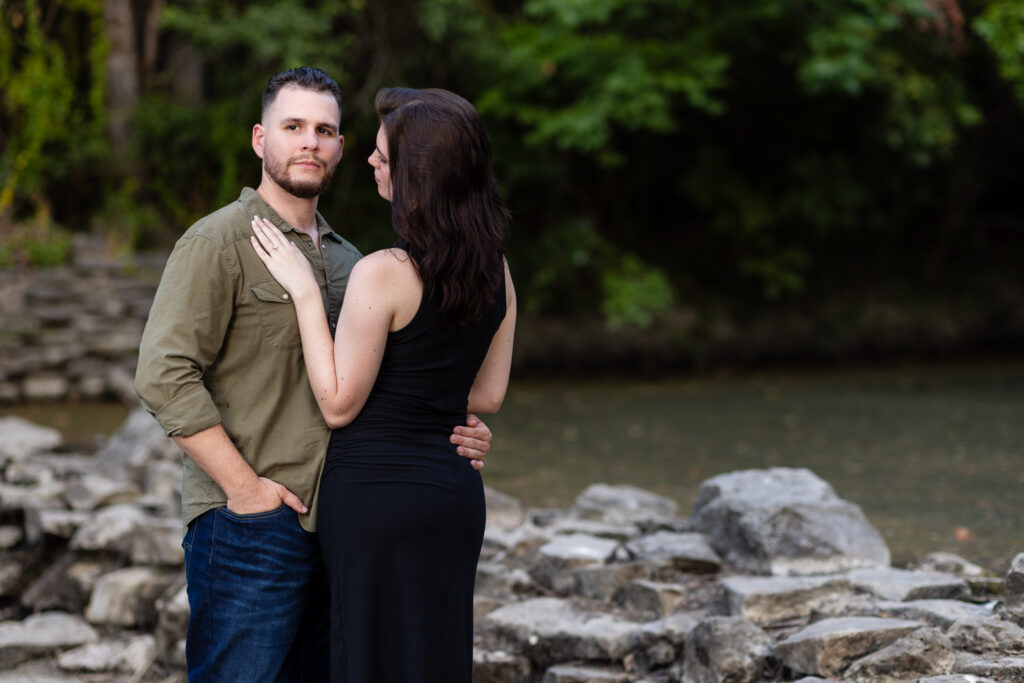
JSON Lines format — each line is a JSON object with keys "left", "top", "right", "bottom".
{"left": 6, "top": 359, "right": 1022, "bottom": 572}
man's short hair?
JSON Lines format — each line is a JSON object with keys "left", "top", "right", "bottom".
{"left": 262, "top": 66, "right": 343, "bottom": 120}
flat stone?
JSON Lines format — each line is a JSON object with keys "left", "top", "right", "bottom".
{"left": 57, "top": 634, "right": 157, "bottom": 673}
{"left": 476, "top": 562, "right": 536, "bottom": 598}
{"left": 956, "top": 655, "right": 1024, "bottom": 678}
{"left": 625, "top": 531, "right": 721, "bottom": 573}
{"left": 0, "top": 481, "right": 66, "bottom": 512}
{"left": 25, "top": 508, "right": 91, "bottom": 540}
{"left": 865, "top": 599, "right": 996, "bottom": 629}
{"left": 844, "top": 626, "right": 955, "bottom": 682}
{"left": 845, "top": 567, "right": 971, "bottom": 601}
{"left": 0, "top": 416, "right": 61, "bottom": 462}
{"left": 572, "top": 562, "right": 652, "bottom": 601}
{"left": 22, "top": 374, "right": 69, "bottom": 400}
{"left": 773, "top": 616, "right": 923, "bottom": 678}
{"left": 542, "top": 664, "right": 632, "bottom": 682}
{"left": 530, "top": 534, "right": 620, "bottom": 594}
{"left": 0, "top": 526, "right": 22, "bottom": 550}
{"left": 572, "top": 484, "right": 679, "bottom": 530}
{"left": 913, "top": 551, "right": 990, "bottom": 577}
{"left": 719, "top": 574, "right": 856, "bottom": 626}
{"left": 0, "top": 612, "right": 98, "bottom": 669}
{"left": 548, "top": 517, "right": 640, "bottom": 542}
{"left": 130, "top": 516, "right": 185, "bottom": 566}
{"left": 916, "top": 676, "right": 998, "bottom": 683}
{"left": 63, "top": 473, "right": 141, "bottom": 511}
{"left": 481, "top": 597, "right": 642, "bottom": 668}
{"left": 471, "top": 649, "right": 532, "bottom": 682}
{"left": 69, "top": 503, "right": 149, "bottom": 555}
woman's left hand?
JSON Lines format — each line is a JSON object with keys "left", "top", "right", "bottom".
{"left": 251, "top": 217, "right": 319, "bottom": 299}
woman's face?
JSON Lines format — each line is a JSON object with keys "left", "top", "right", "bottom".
{"left": 368, "top": 125, "right": 392, "bottom": 201}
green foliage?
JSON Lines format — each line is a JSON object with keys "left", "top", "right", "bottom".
{"left": 0, "top": 217, "right": 72, "bottom": 267}
{"left": 0, "top": 0, "right": 107, "bottom": 220}
{"left": 974, "top": 0, "right": 1024, "bottom": 104}
{"left": 601, "top": 255, "right": 675, "bottom": 329}
{"left": 478, "top": 0, "right": 729, "bottom": 166}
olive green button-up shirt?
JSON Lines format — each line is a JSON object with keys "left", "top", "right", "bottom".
{"left": 135, "top": 187, "right": 362, "bottom": 531}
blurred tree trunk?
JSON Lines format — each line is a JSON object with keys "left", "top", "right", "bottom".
{"left": 103, "top": 0, "right": 139, "bottom": 163}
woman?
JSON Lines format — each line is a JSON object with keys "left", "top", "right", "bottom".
{"left": 250, "top": 87, "right": 515, "bottom": 682}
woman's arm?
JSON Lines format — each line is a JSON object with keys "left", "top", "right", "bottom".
{"left": 251, "top": 218, "right": 396, "bottom": 428}
{"left": 467, "top": 259, "right": 516, "bottom": 414}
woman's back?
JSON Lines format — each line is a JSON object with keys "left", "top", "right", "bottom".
{"left": 330, "top": 261, "right": 506, "bottom": 451}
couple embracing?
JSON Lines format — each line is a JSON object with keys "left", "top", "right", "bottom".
{"left": 135, "top": 66, "right": 516, "bottom": 682}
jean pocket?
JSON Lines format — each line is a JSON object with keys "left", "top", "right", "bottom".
{"left": 218, "top": 503, "right": 290, "bottom": 523}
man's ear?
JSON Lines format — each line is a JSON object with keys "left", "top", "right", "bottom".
{"left": 336, "top": 134, "right": 345, "bottom": 162}
{"left": 252, "top": 124, "right": 265, "bottom": 159}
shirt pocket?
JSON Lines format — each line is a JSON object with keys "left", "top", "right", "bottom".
{"left": 250, "top": 279, "right": 301, "bottom": 350}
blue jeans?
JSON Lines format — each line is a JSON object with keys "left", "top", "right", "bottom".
{"left": 183, "top": 505, "right": 329, "bottom": 682}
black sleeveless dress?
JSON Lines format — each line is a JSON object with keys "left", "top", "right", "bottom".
{"left": 317, "top": 271, "right": 506, "bottom": 683}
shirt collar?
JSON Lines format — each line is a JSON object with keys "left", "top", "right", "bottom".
{"left": 238, "top": 187, "right": 344, "bottom": 243}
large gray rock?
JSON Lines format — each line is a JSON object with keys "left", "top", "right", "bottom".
{"left": 21, "top": 556, "right": 114, "bottom": 613}
{"left": 84, "top": 567, "right": 180, "bottom": 629}
{"left": 946, "top": 616, "right": 1024, "bottom": 655}
{"left": 682, "top": 616, "right": 772, "bottom": 683}
{"left": 572, "top": 484, "right": 679, "bottom": 530}
{"left": 480, "top": 597, "right": 641, "bottom": 668}
{"left": 844, "top": 626, "right": 955, "bottom": 682}
{"left": 773, "top": 616, "right": 923, "bottom": 678}
{"left": 93, "top": 408, "right": 179, "bottom": 476}
{"left": 0, "top": 613, "right": 98, "bottom": 669}
{"left": 719, "top": 574, "right": 857, "bottom": 626}
{"left": 689, "top": 468, "right": 890, "bottom": 576}
{"left": 0, "top": 416, "right": 61, "bottom": 462}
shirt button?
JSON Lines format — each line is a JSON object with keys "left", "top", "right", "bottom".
{"left": 282, "top": 293, "right": 290, "bottom": 300}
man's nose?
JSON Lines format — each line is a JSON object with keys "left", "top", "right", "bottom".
{"left": 301, "top": 129, "right": 320, "bottom": 149}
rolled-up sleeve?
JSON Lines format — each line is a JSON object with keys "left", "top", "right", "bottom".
{"left": 135, "top": 233, "right": 234, "bottom": 437}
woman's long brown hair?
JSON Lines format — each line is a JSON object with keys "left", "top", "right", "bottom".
{"left": 375, "top": 87, "right": 509, "bottom": 327}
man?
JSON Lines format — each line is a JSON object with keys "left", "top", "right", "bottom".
{"left": 134, "top": 67, "right": 492, "bottom": 682}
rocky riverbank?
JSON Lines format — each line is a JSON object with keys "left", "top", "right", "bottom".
{"left": 1, "top": 411, "right": 1023, "bottom": 682}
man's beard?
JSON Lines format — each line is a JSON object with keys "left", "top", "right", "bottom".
{"left": 265, "top": 153, "right": 336, "bottom": 199}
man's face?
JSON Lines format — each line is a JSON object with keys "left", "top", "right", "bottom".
{"left": 254, "top": 85, "right": 344, "bottom": 199}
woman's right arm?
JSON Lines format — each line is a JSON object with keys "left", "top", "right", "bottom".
{"left": 467, "top": 259, "right": 517, "bottom": 414}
